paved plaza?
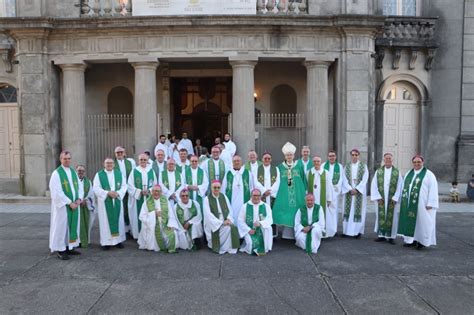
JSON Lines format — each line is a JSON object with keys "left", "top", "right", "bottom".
{"left": 0, "top": 205, "right": 473, "bottom": 314}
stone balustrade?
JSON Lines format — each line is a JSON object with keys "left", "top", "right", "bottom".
{"left": 377, "top": 17, "right": 438, "bottom": 48}
{"left": 80, "top": 0, "right": 132, "bottom": 17}
{"left": 257, "top": 0, "right": 307, "bottom": 14}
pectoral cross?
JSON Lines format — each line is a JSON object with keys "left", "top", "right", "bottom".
{"left": 62, "top": 179, "right": 69, "bottom": 192}
{"left": 314, "top": 184, "right": 318, "bottom": 190}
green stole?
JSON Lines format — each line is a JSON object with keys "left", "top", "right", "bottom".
{"left": 146, "top": 195, "right": 176, "bottom": 253}
{"left": 323, "top": 161, "right": 340, "bottom": 185}
{"left": 184, "top": 166, "right": 204, "bottom": 210}
{"left": 176, "top": 162, "right": 188, "bottom": 174}
{"left": 300, "top": 205, "right": 320, "bottom": 254}
{"left": 398, "top": 168, "right": 427, "bottom": 237}
{"left": 225, "top": 169, "right": 251, "bottom": 204}
{"left": 376, "top": 167, "right": 400, "bottom": 237}
{"left": 79, "top": 177, "right": 92, "bottom": 247}
{"left": 245, "top": 203, "right": 267, "bottom": 255}
{"left": 56, "top": 166, "right": 80, "bottom": 244}
{"left": 257, "top": 164, "right": 277, "bottom": 207}
{"left": 152, "top": 160, "right": 166, "bottom": 182}
{"left": 208, "top": 159, "right": 225, "bottom": 190}
{"left": 297, "top": 159, "right": 313, "bottom": 173}
{"left": 307, "top": 169, "right": 327, "bottom": 217}
{"left": 133, "top": 168, "right": 156, "bottom": 232}
{"left": 244, "top": 161, "right": 262, "bottom": 172}
{"left": 98, "top": 169, "right": 123, "bottom": 236}
{"left": 114, "top": 158, "right": 132, "bottom": 226}
{"left": 343, "top": 162, "right": 365, "bottom": 222}
{"left": 161, "top": 169, "right": 182, "bottom": 192}
{"left": 175, "top": 201, "right": 198, "bottom": 246}
{"left": 208, "top": 194, "right": 240, "bottom": 253}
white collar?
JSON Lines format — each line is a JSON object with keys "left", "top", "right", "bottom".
{"left": 178, "top": 199, "right": 193, "bottom": 209}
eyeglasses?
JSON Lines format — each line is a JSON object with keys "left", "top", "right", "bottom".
{"left": 263, "top": 157, "right": 271, "bottom": 160}
{"left": 212, "top": 186, "right": 221, "bottom": 189}
{"left": 181, "top": 194, "right": 189, "bottom": 197}
{"left": 139, "top": 159, "right": 148, "bottom": 161}
{"left": 191, "top": 160, "right": 198, "bottom": 163}
{"left": 116, "top": 151, "right": 124, "bottom": 154}
{"left": 251, "top": 195, "right": 261, "bottom": 197}
{"left": 351, "top": 154, "right": 359, "bottom": 156}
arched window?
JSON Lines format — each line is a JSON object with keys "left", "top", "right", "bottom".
{"left": 107, "top": 86, "right": 133, "bottom": 114}
{"left": 0, "top": 84, "right": 17, "bottom": 102}
{"left": 270, "top": 84, "right": 297, "bottom": 114}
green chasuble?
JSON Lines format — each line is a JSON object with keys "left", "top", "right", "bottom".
{"left": 224, "top": 169, "right": 251, "bottom": 204}
{"left": 208, "top": 194, "right": 240, "bottom": 253}
{"left": 343, "top": 162, "right": 366, "bottom": 222}
{"left": 151, "top": 160, "right": 166, "bottom": 183}
{"left": 207, "top": 159, "right": 226, "bottom": 191}
{"left": 398, "top": 167, "right": 427, "bottom": 237}
{"left": 300, "top": 205, "right": 320, "bottom": 254}
{"left": 133, "top": 168, "right": 156, "bottom": 232}
{"left": 376, "top": 167, "right": 400, "bottom": 237}
{"left": 184, "top": 166, "right": 205, "bottom": 210}
{"left": 307, "top": 170, "right": 327, "bottom": 217}
{"left": 146, "top": 195, "right": 176, "bottom": 253}
{"left": 79, "top": 177, "right": 92, "bottom": 248}
{"left": 56, "top": 166, "right": 80, "bottom": 244}
{"left": 245, "top": 203, "right": 267, "bottom": 256}
{"left": 98, "top": 169, "right": 123, "bottom": 237}
{"left": 273, "top": 162, "right": 307, "bottom": 227}
{"left": 114, "top": 158, "right": 133, "bottom": 226}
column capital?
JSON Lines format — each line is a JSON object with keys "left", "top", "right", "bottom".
{"left": 229, "top": 56, "right": 258, "bottom": 68}
{"left": 303, "top": 60, "right": 332, "bottom": 69}
{"left": 131, "top": 61, "right": 159, "bottom": 70}
{"left": 56, "top": 62, "right": 87, "bottom": 72}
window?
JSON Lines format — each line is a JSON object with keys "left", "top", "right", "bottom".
{"left": 0, "top": 0, "right": 15, "bottom": 17}
{"left": 107, "top": 86, "right": 133, "bottom": 114}
{"left": 383, "top": 0, "right": 418, "bottom": 16}
{"left": 0, "top": 84, "right": 17, "bottom": 102}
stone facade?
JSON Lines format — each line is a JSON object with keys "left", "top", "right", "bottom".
{"left": 0, "top": 0, "right": 472, "bottom": 196}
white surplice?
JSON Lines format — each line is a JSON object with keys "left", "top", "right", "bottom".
{"left": 159, "top": 170, "right": 185, "bottom": 207}
{"left": 154, "top": 142, "right": 170, "bottom": 160}
{"left": 93, "top": 169, "right": 127, "bottom": 246}
{"left": 325, "top": 161, "right": 344, "bottom": 235}
{"left": 370, "top": 167, "right": 403, "bottom": 239}
{"left": 294, "top": 206, "right": 326, "bottom": 254}
{"left": 203, "top": 194, "right": 238, "bottom": 254}
{"left": 49, "top": 166, "right": 83, "bottom": 252}
{"left": 170, "top": 199, "right": 203, "bottom": 250}
{"left": 253, "top": 165, "right": 280, "bottom": 206}
{"left": 221, "top": 168, "right": 254, "bottom": 224}
{"left": 307, "top": 167, "right": 335, "bottom": 238}
{"left": 184, "top": 166, "right": 209, "bottom": 205}
{"left": 237, "top": 201, "right": 273, "bottom": 255}
{"left": 399, "top": 169, "right": 439, "bottom": 247}
{"left": 341, "top": 161, "right": 369, "bottom": 236}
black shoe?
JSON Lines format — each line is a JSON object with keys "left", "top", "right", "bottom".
{"left": 388, "top": 239, "right": 396, "bottom": 245}
{"left": 403, "top": 242, "right": 416, "bottom": 247}
{"left": 416, "top": 243, "right": 425, "bottom": 250}
{"left": 355, "top": 233, "right": 362, "bottom": 239}
{"left": 115, "top": 243, "right": 124, "bottom": 249}
{"left": 101, "top": 246, "right": 110, "bottom": 251}
{"left": 56, "top": 251, "right": 70, "bottom": 260}
{"left": 374, "top": 237, "right": 385, "bottom": 242}
{"left": 66, "top": 248, "right": 81, "bottom": 255}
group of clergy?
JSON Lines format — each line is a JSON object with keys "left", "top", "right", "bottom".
{"left": 48, "top": 137, "right": 439, "bottom": 260}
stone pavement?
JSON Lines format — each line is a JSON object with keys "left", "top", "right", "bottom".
{"left": 0, "top": 209, "right": 473, "bottom": 314}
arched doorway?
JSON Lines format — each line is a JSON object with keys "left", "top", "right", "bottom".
{"left": 0, "top": 83, "right": 19, "bottom": 178}
{"left": 382, "top": 82, "right": 420, "bottom": 174}
{"left": 270, "top": 84, "right": 297, "bottom": 114}
{"left": 107, "top": 86, "right": 133, "bottom": 114}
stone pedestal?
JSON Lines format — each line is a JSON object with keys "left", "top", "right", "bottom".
{"left": 230, "top": 60, "right": 257, "bottom": 157}
{"left": 305, "top": 61, "right": 330, "bottom": 157}
{"left": 132, "top": 61, "right": 158, "bottom": 156}
{"left": 59, "top": 63, "right": 87, "bottom": 165}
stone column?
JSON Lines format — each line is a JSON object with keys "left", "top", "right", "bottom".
{"left": 304, "top": 60, "right": 331, "bottom": 157}
{"left": 132, "top": 61, "right": 158, "bottom": 156}
{"left": 59, "top": 63, "right": 87, "bottom": 166}
{"left": 230, "top": 59, "right": 257, "bottom": 157}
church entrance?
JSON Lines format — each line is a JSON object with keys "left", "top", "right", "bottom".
{"left": 171, "top": 77, "right": 232, "bottom": 150}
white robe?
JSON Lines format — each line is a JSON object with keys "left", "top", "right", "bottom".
{"left": 203, "top": 158, "right": 228, "bottom": 182}
{"left": 370, "top": 167, "right": 403, "bottom": 239}
{"left": 307, "top": 168, "right": 335, "bottom": 238}
{"left": 116, "top": 158, "right": 136, "bottom": 179}
{"left": 137, "top": 197, "right": 178, "bottom": 252}
{"left": 220, "top": 149, "right": 233, "bottom": 169}
{"left": 221, "top": 168, "right": 254, "bottom": 224}
{"left": 78, "top": 177, "right": 96, "bottom": 244}
{"left": 184, "top": 166, "right": 209, "bottom": 205}
{"left": 170, "top": 200, "right": 204, "bottom": 250}
{"left": 177, "top": 159, "right": 190, "bottom": 171}
{"left": 237, "top": 201, "right": 273, "bottom": 255}
{"left": 253, "top": 165, "right": 280, "bottom": 206}
{"left": 341, "top": 161, "right": 369, "bottom": 236}
{"left": 159, "top": 170, "right": 185, "bottom": 207}
{"left": 49, "top": 166, "right": 83, "bottom": 252}
{"left": 294, "top": 206, "right": 326, "bottom": 254}
{"left": 247, "top": 161, "right": 260, "bottom": 178}
{"left": 93, "top": 169, "right": 127, "bottom": 246}
{"left": 127, "top": 166, "right": 158, "bottom": 239}
{"left": 399, "top": 169, "right": 439, "bottom": 247}
{"left": 223, "top": 140, "right": 237, "bottom": 157}
{"left": 203, "top": 194, "right": 238, "bottom": 254}
{"left": 325, "top": 162, "right": 344, "bottom": 228}
{"left": 178, "top": 138, "right": 194, "bottom": 156}
{"left": 154, "top": 142, "right": 170, "bottom": 160}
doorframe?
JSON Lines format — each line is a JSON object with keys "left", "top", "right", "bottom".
{"left": 0, "top": 102, "right": 19, "bottom": 179}
{"left": 375, "top": 74, "right": 429, "bottom": 172}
